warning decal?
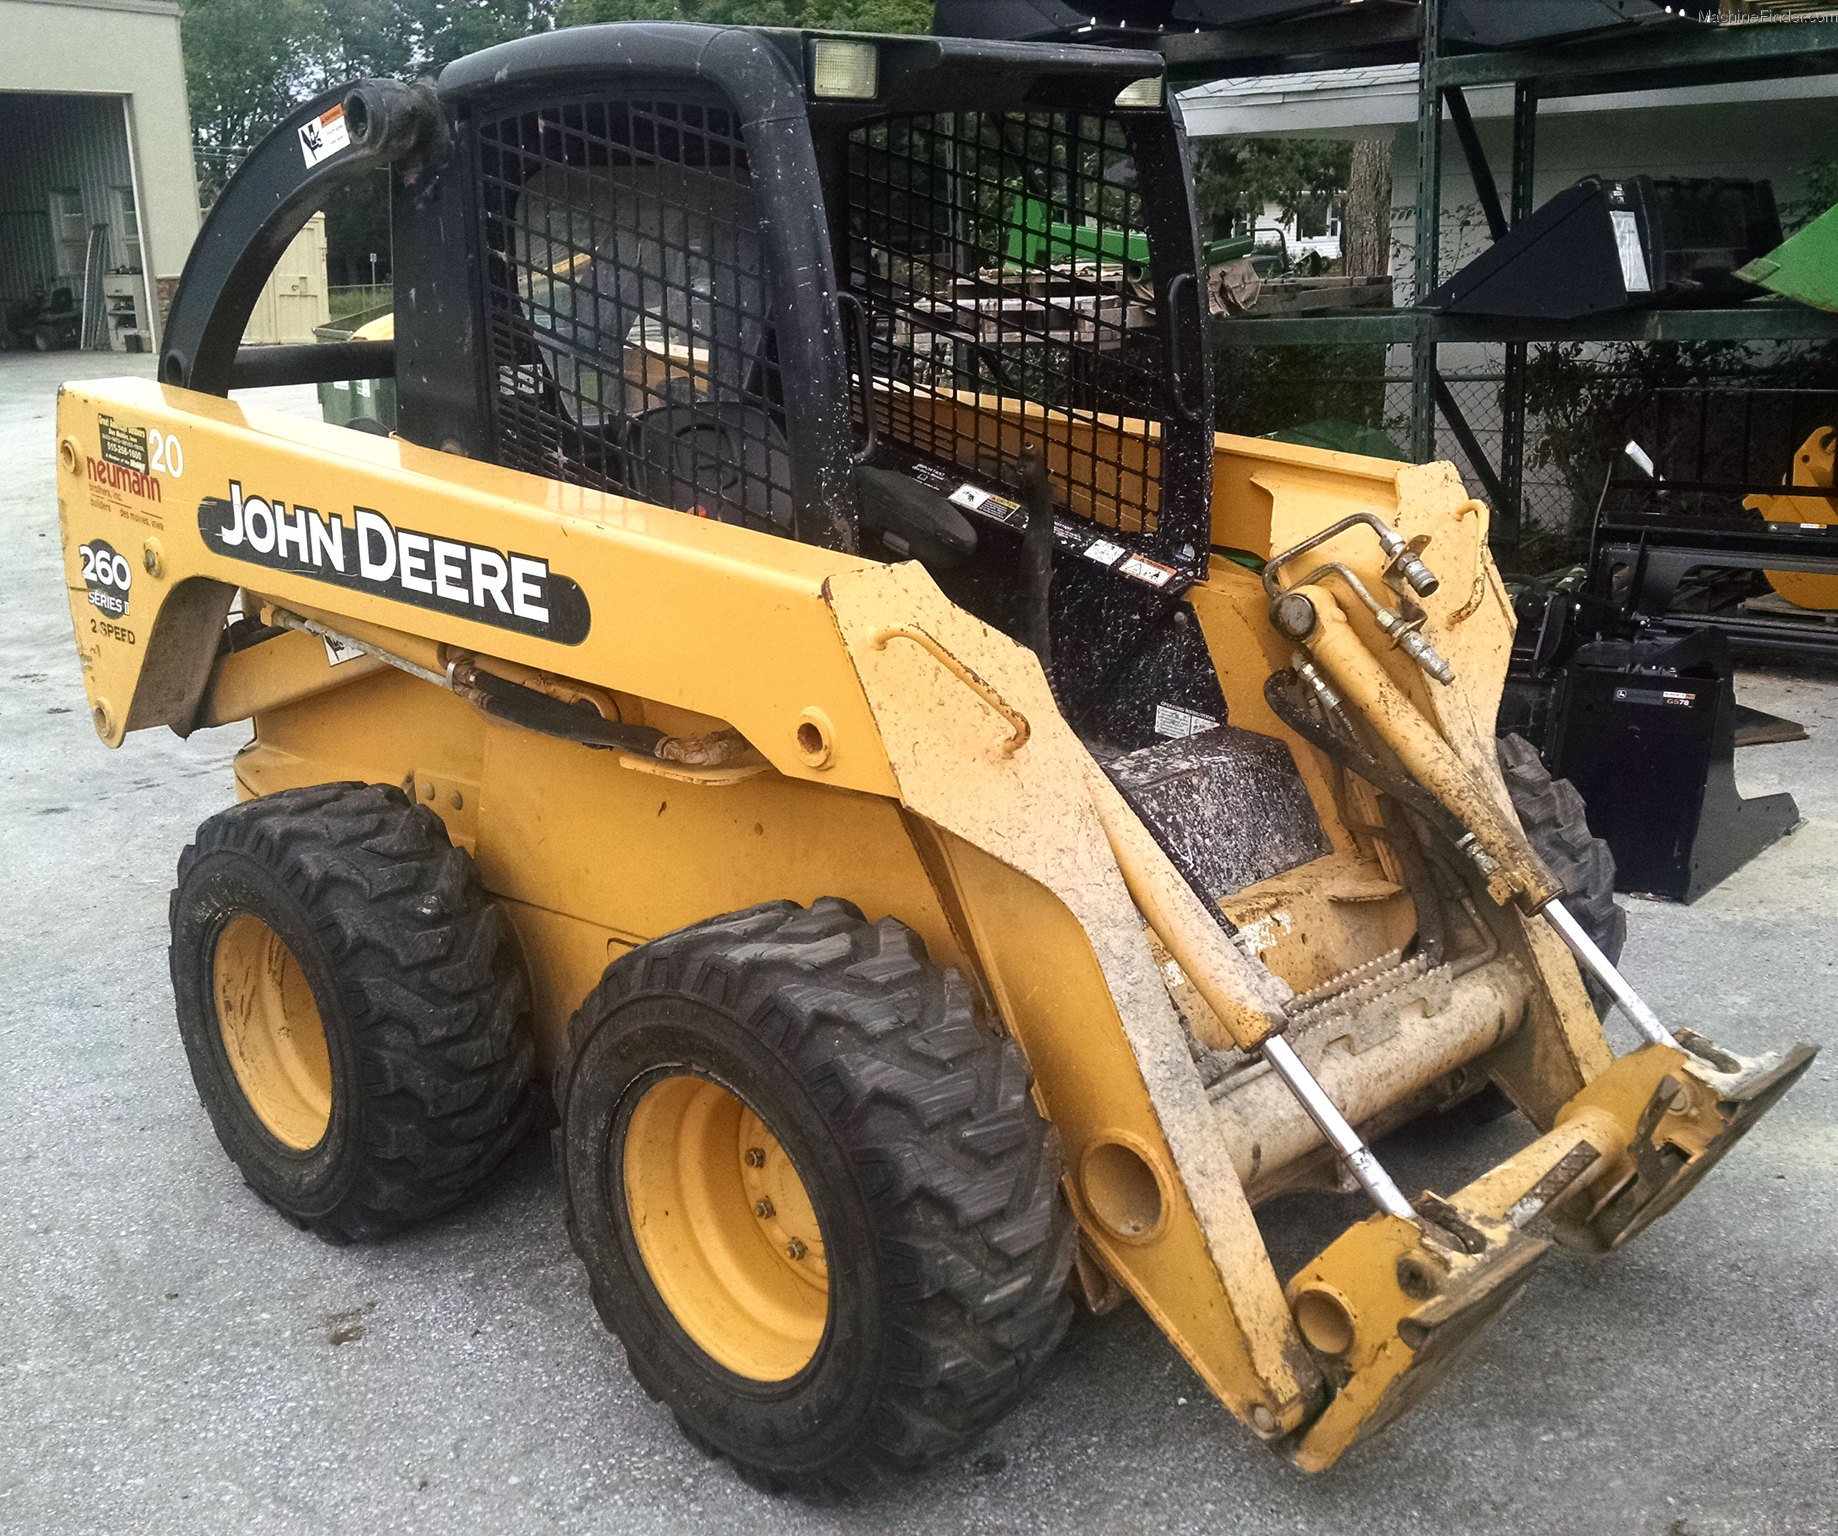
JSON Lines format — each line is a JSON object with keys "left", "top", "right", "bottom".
{"left": 299, "top": 103, "right": 351, "bottom": 168}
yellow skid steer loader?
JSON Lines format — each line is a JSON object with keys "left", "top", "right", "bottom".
{"left": 55, "top": 23, "right": 1813, "bottom": 1493}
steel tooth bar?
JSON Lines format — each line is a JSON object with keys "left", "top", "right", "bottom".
{"left": 1286, "top": 947, "right": 1407, "bottom": 1014}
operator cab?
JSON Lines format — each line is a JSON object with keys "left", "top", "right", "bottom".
{"left": 159, "top": 24, "right": 1221, "bottom": 746}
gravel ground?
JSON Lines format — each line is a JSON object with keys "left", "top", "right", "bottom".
{"left": 2, "top": 349, "right": 1834, "bottom": 1536}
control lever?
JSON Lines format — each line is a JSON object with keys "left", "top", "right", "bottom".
{"left": 1016, "top": 442, "right": 1054, "bottom": 670}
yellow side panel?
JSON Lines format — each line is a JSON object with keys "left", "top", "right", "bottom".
{"left": 54, "top": 378, "right": 897, "bottom": 799}
{"left": 236, "top": 669, "right": 958, "bottom": 1071}
{"left": 495, "top": 899, "right": 627, "bottom": 1079}
{"left": 237, "top": 667, "right": 486, "bottom": 811}
{"left": 473, "top": 718, "right": 960, "bottom": 975}
{"left": 1210, "top": 430, "right": 1403, "bottom": 558}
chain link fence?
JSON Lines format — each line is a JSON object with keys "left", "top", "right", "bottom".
{"left": 1213, "top": 338, "right": 1838, "bottom": 572}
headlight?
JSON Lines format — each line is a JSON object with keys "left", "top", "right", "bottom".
{"left": 1114, "top": 76, "right": 1163, "bottom": 109}
{"left": 810, "top": 39, "right": 879, "bottom": 100}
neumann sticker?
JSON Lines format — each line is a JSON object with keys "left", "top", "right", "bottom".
{"left": 198, "top": 483, "right": 591, "bottom": 645}
{"left": 299, "top": 103, "right": 351, "bottom": 167}
{"left": 89, "top": 452, "right": 161, "bottom": 502}
{"left": 79, "top": 538, "right": 133, "bottom": 618}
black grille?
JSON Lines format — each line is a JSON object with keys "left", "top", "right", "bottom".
{"left": 1609, "top": 386, "right": 1838, "bottom": 520}
{"left": 843, "top": 110, "right": 1168, "bottom": 544}
{"left": 476, "top": 93, "right": 793, "bottom": 533}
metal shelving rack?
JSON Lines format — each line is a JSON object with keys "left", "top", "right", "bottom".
{"left": 1203, "top": 1, "right": 1838, "bottom": 550}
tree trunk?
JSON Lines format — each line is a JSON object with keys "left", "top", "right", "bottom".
{"left": 1343, "top": 135, "right": 1394, "bottom": 278}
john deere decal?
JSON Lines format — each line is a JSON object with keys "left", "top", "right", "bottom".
{"left": 198, "top": 482, "right": 591, "bottom": 644}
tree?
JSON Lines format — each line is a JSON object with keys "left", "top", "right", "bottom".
{"left": 398, "top": 0, "right": 563, "bottom": 70}
{"left": 180, "top": 0, "right": 335, "bottom": 194}
{"left": 180, "top": 0, "right": 560, "bottom": 194}
{"left": 181, "top": 0, "right": 562, "bottom": 284}
{"left": 181, "top": 0, "right": 924, "bottom": 198}
{"left": 1342, "top": 136, "right": 1393, "bottom": 278}
{"left": 178, "top": 0, "right": 926, "bottom": 278}
{"left": 1191, "top": 136, "right": 1353, "bottom": 244}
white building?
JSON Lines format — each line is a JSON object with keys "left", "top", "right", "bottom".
{"left": 0, "top": 0, "right": 201, "bottom": 351}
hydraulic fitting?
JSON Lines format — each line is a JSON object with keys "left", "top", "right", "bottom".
{"left": 1272, "top": 591, "right": 1319, "bottom": 640}
{"left": 1378, "top": 530, "right": 1440, "bottom": 598}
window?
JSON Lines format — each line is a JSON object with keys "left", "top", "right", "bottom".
{"left": 844, "top": 111, "right": 1168, "bottom": 539}
{"left": 116, "top": 188, "right": 141, "bottom": 271}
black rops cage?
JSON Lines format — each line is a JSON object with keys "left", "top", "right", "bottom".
{"left": 447, "top": 26, "right": 1211, "bottom": 588}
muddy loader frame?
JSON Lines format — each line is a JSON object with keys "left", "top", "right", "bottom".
{"left": 59, "top": 21, "right": 1813, "bottom": 1489}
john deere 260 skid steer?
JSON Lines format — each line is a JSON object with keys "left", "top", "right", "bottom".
{"left": 55, "top": 22, "right": 1814, "bottom": 1491}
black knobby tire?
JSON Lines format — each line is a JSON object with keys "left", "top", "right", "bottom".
{"left": 558, "top": 898, "right": 1075, "bottom": 1495}
{"left": 170, "top": 782, "right": 534, "bottom": 1241}
{"left": 1498, "top": 733, "right": 1626, "bottom": 1013}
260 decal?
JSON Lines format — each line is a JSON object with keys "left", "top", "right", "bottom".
{"left": 79, "top": 538, "right": 133, "bottom": 618}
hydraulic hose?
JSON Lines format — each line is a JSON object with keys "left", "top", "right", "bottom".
{"left": 1266, "top": 666, "right": 1466, "bottom": 970}
{"left": 1263, "top": 668, "right": 1471, "bottom": 853}
{"left": 1378, "top": 793, "right": 1446, "bottom": 969}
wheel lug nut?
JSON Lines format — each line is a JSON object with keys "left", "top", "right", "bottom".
{"left": 744, "top": 1147, "right": 765, "bottom": 1167}
{"left": 786, "top": 1238, "right": 806, "bottom": 1260}
{"left": 754, "top": 1198, "right": 775, "bottom": 1219}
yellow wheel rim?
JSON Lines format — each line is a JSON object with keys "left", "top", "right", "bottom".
{"left": 213, "top": 913, "right": 333, "bottom": 1151}
{"left": 622, "top": 1074, "right": 829, "bottom": 1382}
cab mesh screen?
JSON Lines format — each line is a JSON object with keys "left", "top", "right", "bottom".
{"left": 476, "top": 95, "right": 793, "bottom": 534}
{"left": 844, "top": 111, "right": 1166, "bottom": 540}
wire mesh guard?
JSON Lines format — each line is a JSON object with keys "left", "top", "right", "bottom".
{"left": 844, "top": 112, "right": 1169, "bottom": 544}
{"left": 478, "top": 94, "right": 794, "bottom": 533}
{"left": 478, "top": 99, "right": 1175, "bottom": 552}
